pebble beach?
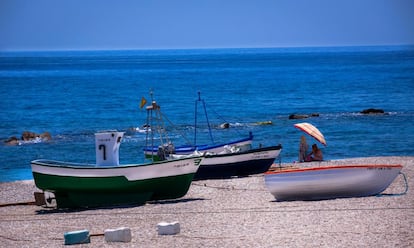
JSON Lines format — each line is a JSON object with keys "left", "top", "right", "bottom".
{"left": 0, "top": 156, "right": 413, "bottom": 247}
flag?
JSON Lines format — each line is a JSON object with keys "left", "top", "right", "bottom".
{"left": 139, "top": 97, "right": 147, "bottom": 109}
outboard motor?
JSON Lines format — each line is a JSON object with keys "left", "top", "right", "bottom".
{"left": 157, "top": 146, "right": 166, "bottom": 161}
{"left": 95, "top": 131, "right": 124, "bottom": 166}
{"left": 165, "top": 142, "right": 175, "bottom": 155}
{"left": 156, "top": 142, "right": 176, "bottom": 161}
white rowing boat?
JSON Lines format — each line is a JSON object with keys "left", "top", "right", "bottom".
{"left": 264, "top": 164, "right": 402, "bottom": 201}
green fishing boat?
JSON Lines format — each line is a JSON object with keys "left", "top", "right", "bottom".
{"left": 31, "top": 153, "right": 202, "bottom": 208}
{"left": 31, "top": 101, "right": 203, "bottom": 208}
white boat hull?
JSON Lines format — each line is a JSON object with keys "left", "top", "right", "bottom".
{"left": 32, "top": 157, "right": 202, "bottom": 181}
{"left": 264, "top": 165, "right": 402, "bottom": 201}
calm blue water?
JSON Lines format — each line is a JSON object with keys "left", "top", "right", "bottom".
{"left": 1, "top": 46, "right": 414, "bottom": 182}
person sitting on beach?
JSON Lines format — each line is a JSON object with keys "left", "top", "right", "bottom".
{"left": 306, "top": 144, "right": 323, "bottom": 162}
{"left": 298, "top": 135, "right": 308, "bottom": 162}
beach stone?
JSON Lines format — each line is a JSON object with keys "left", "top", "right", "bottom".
{"left": 157, "top": 221, "right": 180, "bottom": 235}
{"left": 64, "top": 229, "right": 90, "bottom": 245}
{"left": 104, "top": 227, "right": 131, "bottom": 242}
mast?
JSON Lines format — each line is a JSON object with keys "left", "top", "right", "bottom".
{"left": 194, "top": 91, "right": 214, "bottom": 146}
{"left": 145, "top": 89, "right": 166, "bottom": 162}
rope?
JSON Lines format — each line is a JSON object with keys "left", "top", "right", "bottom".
{"left": 0, "top": 234, "right": 32, "bottom": 242}
{"left": 275, "top": 154, "right": 282, "bottom": 168}
{"left": 160, "top": 111, "right": 193, "bottom": 145}
{"left": 0, "top": 201, "right": 36, "bottom": 207}
{"left": 205, "top": 102, "right": 249, "bottom": 137}
{"left": 192, "top": 179, "right": 267, "bottom": 192}
{"left": 376, "top": 171, "right": 409, "bottom": 197}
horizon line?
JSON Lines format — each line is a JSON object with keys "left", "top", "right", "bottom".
{"left": 1, "top": 43, "right": 414, "bottom": 53}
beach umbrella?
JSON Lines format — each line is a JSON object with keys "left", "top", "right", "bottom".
{"left": 294, "top": 122, "right": 327, "bottom": 146}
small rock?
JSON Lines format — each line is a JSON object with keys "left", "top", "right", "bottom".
{"left": 289, "top": 114, "right": 309, "bottom": 119}
{"left": 361, "top": 108, "right": 385, "bottom": 114}
{"left": 4, "top": 136, "right": 19, "bottom": 145}
{"left": 220, "top": 123, "right": 230, "bottom": 129}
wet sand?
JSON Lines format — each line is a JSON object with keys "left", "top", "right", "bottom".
{"left": 0, "top": 156, "right": 413, "bottom": 247}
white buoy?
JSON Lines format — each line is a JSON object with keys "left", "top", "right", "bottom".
{"left": 157, "top": 221, "right": 180, "bottom": 235}
{"left": 104, "top": 227, "right": 132, "bottom": 242}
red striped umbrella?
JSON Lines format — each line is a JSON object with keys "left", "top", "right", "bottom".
{"left": 294, "top": 122, "right": 327, "bottom": 146}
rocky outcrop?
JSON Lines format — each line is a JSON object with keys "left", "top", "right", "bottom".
{"left": 360, "top": 108, "right": 385, "bottom": 115}
{"left": 289, "top": 113, "right": 320, "bottom": 119}
{"left": 21, "top": 131, "right": 51, "bottom": 141}
{"left": 219, "top": 123, "right": 230, "bottom": 129}
{"left": 255, "top": 121, "right": 273, "bottom": 125}
{"left": 4, "top": 131, "right": 52, "bottom": 145}
{"left": 4, "top": 136, "right": 19, "bottom": 145}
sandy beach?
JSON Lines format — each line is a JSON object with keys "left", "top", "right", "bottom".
{"left": 0, "top": 156, "right": 413, "bottom": 247}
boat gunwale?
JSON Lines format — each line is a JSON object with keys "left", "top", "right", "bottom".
{"left": 191, "top": 136, "right": 252, "bottom": 150}
{"left": 143, "top": 134, "right": 254, "bottom": 152}
{"left": 265, "top": 164, "right": 402, "bottom": 175}
{"left": 204, "top": 144, "right": 282, "bottom": 158}
{"left": 31, "top": 156, "right": 203, "bottom": 169}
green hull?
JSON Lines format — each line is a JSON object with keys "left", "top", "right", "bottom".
{"left": 33, "top": 172, "right": 195, "bottom": 208}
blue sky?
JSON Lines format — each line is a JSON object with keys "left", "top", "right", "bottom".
{"left": 1, "top": 0, "right": 413, "bottom": 51}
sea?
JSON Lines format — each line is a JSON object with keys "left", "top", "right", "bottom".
{"left": 1, "top": 45, "right": 413, "bottom": 182}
